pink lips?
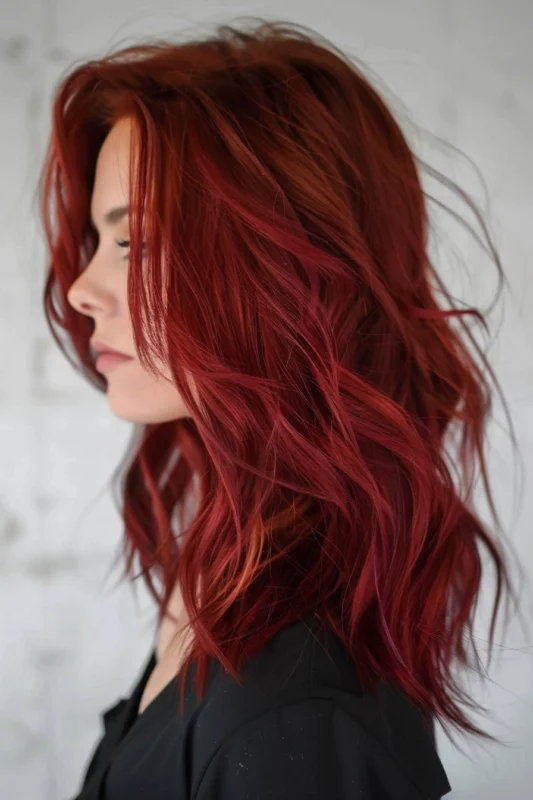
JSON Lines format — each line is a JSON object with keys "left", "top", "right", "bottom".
{"left": 95, "top": 352, "right": 133, "bottom": 373}
{"left": 90, "top": 338, "right": 134, "bottom": 373}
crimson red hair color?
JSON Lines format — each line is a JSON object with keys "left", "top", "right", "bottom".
{"left": 38, "top": 19, "right": 525, "bottom": 745}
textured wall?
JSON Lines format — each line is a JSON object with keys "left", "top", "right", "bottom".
{"left": 0, "top": 2, "right": 531, "bottom": 799}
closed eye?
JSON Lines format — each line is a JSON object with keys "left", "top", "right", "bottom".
{"left": 116, "top": 239, "right": 146, "bottom": 259}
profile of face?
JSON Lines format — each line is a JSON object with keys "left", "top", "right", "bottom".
{"left": 67, "top": 117, "right": 194, "bottom": 424}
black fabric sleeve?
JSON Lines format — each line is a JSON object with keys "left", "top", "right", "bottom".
{"left": 193, "top": 697, "right": 433, "bottom": 800}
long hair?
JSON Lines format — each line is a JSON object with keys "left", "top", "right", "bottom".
{"left": 38, "top": 18, "right": 525, "bottom": 745}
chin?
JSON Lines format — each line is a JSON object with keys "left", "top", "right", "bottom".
{"left": 107, "top": 399, "right": 192, "bottom": 424}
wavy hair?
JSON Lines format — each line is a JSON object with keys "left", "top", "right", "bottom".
{"left": 38, "top": 18, "right": 525, "bottom": 745}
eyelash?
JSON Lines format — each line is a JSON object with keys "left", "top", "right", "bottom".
{"left": 116, "top": 239, "right": 146, "bottom": 260}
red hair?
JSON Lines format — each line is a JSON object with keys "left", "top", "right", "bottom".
{"left": 38, "top": 18, "right": 525, "bottom": 745}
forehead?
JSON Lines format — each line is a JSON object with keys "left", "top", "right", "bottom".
{"left": 91, "top": 117, "right": 135, "bottom": 222}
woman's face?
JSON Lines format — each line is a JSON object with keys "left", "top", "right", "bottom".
{"left": 67, "top": 116, "right": 195, "bottom": 424}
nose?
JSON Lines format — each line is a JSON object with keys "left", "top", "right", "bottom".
{"left": 67, "top": 271, "right": 115, "bottom": 317}
{"left": 67, "top": 281, "right": 99, "bottom": 316}
{"left": 67, "top": 290, "right": 93, "bottom": 314}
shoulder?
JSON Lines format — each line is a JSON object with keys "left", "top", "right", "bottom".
{"left": 193, "top": 697, "right": 447, "bottom": 800}
{"left": 187, "top": 613, "right": 452, "bottom": 799}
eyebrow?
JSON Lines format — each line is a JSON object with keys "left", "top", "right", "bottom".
{"left": 90, "top": 204, "right": 129, "bottom": 228}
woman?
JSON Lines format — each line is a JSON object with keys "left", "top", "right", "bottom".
{"left": 38, "top": 18, "right": 523, "bottom": 800}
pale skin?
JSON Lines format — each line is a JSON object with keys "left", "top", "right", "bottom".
{"left": 67, "top": 116, "right": 194, "bottom": 714}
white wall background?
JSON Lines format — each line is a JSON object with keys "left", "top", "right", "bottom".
{"left": 0, "top": 2, "right": 531, "bottom": 798}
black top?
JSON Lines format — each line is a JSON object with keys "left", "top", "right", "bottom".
{"left": 69, "top": 612, "right": 452, "bottom": 799}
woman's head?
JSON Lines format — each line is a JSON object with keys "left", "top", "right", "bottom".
{"left": 66, "top": 115, "right": 196, "bottom": 424}
{"left": 38, "top": 19, "right": 523, "bottom": 742}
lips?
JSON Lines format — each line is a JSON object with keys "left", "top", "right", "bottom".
{"left": 97, "top": 347, "right": 125, "bottom": 356}
{"left": 94, "top": 350, "right": 133, "bottom": 374}
{"left": 90, "top": 338, "right": 130, "bottom": 358}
